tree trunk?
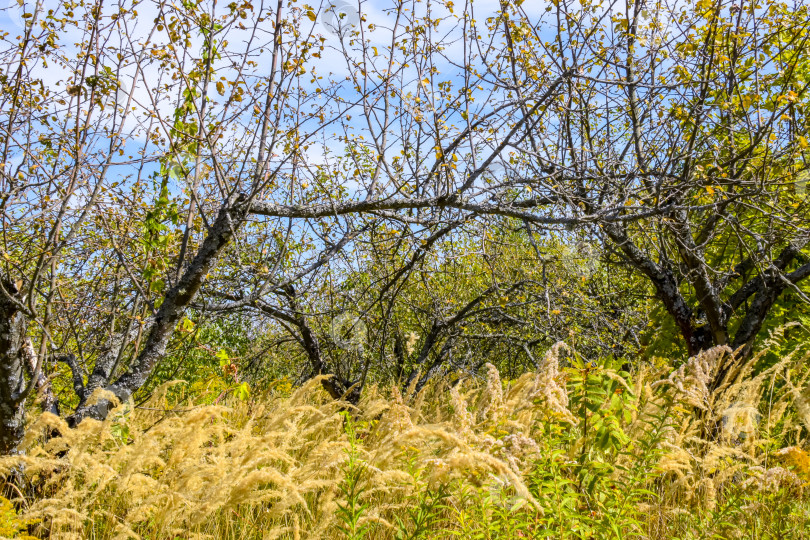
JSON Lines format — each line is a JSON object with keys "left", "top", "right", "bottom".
{"left": 68, "top": 195, "right": 250, "bottom": 426}
{"left": 0, "top": 281, "right": 28, "bottom": 454}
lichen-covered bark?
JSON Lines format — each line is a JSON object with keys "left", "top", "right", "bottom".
{"left": 68, "top": 196, "right": 250, "bottom": 425}
{"left": 0, "top": 281, "right": 28, "bottom": 454}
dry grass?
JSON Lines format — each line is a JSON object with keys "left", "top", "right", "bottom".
{"left": 2, "top": 334, "right": 810, "bottom": 539}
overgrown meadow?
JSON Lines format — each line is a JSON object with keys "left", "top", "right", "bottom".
{"left": 3, "top": 333, "right": 810, "bottom": 539}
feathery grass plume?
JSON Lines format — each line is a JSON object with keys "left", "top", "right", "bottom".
{"left": 479, "top": 363, "right": 504, "bottom": 423}
{"left": 513, "top": 341, "right": 576, "bottom": 424}
{"left": 382, "top": 386, "right": 415, "bottom": 434}
{"left": 404, "top": 332, "right": 419, "bottom": 356}
{"left": 784, "top": 376, "right": 810, "bottom": 435}
{"left": 403, "top": 374, "right": 420, "bottom": 403}
{"left": 449, "top": 384, "right": 475, "bottom": 440}
{"left": 720, "top": 402, "right": 761, "bottom": 444}
{"left": 696, "top": 476, "right": 717, "bottom": 511}
{"left": 653, "top": 346, "right": 733, "bottom": 411}
{"left": 756, "top": 466, "right": 804, "bottom": 493}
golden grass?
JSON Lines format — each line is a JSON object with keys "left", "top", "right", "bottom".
{"left": 1, "top": 336, "right": 810, "bottom": 539}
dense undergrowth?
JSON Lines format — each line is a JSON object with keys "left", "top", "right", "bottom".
{"left": 2, "top": 336, "right": 810, "bottom": 539}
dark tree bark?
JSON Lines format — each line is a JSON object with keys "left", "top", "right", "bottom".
{"left": 0, "top": 280, "right": 28, "bottom": 454}
{"left": 67, "top": 195, "right": 250, "bottom": 426}
{"left": 602, "top": 220, "right": 810, "bottom": 389}
{"left": 274, "top": 285, "right": 355, "bottom": 401}
{"left": 402, "top": 281, "right": 528, "bottom": 395}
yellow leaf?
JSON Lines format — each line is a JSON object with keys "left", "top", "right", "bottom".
{"left": 216, "top": 81, "right": 224, "bottom": 95}
{"left": 799, "top": 136, "right": 808, "bottom": 149}
{"left": 306, "top": 10, "right": 316, "bottom": 21}
{"left": 706, "top": 186, "right": 715, "bottom": 195}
